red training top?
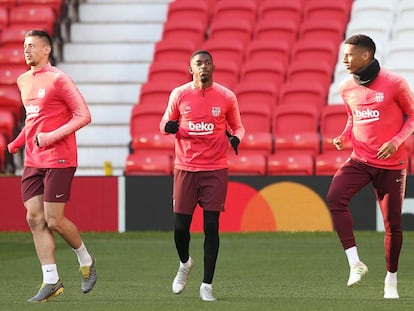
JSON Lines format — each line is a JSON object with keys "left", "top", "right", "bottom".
{"left": 340, "top": 69, "right": 414, "bottom": 169}
{"left": 10, "top": 63, "right": 91, "bottom": 168}
{"left": 160, "top": 82, "right": 245, "bottom": 172}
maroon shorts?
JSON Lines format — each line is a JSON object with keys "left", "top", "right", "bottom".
{"left": 173, "top": 169, "right": 228, "bottom": 215}
{"left": 21, "top": 167, "right": 76, "bottom": 203}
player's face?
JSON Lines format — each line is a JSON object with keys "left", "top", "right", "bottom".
{"left": 23, "top": 36, "right": 51, "bottom": 68}
{"left": 190, "top": 54, "right": 215, "bottom": 83}
{"left": 342, "top": 44, "right": 371, "bottom": 74}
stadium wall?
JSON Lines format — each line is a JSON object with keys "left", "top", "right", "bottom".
{"left": 125, "top": 176, "right": 378, "bottom": 232}
{"left": 4, "top": 175, "right": 414, "bottom": 232}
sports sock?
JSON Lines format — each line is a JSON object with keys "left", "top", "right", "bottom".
{"left": 174, "top": 213, "right": 192, "bottom": 263}
{"left": 180, "top": 257, "right": 192, "bottom": 268}
{"left": 42, "top": 264, "right": 59, "bottom": 284}
{"left": 385, "top": 271, "right": 397, "bottom": 284}
{"left": 203, "top": 211, "right": 220, "bottom": 284}
{"left": 201, "top": 282, "right": 212, "bottom": 288}
{"left": 73, "top": 241, "right": 92, "bottom": 266}
{"left": 345, "top": 246, "right": 360, "bottom": 266}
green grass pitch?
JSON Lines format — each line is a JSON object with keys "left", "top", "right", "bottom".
{"left": 1, "top": 231, "right": 414, "bottom": 311}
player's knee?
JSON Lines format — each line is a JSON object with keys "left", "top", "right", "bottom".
{"left": 26, "top": 212, "right": 45, "bottom": 230}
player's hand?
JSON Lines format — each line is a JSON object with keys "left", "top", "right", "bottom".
{"left": 165, "top": 120, "right": 179, "bottom": 134}
{"left": 333, "top": 136, "right": 344, "bottom": 150}
{"left": 229, "top": 136, "right": 240, "bottom": 155}
{"left": 35, "top": 132, "right": 56, "bottom": 148}
{"left": 7, "top": 142, "right": 18, "bottom": 154}
{"left": 377, "top": 142, "right": 396, "bottom": 160}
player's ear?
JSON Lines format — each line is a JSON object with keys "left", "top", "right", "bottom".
{"left": 188, "top": 66, "right": 193, "bottom": 74}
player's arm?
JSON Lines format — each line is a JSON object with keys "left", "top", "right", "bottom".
{"left": 7, "top": 126, "right": 25, "bottom": 153}
{"left": 226, "top": 95, "right": 245, "bottom": 155}
{"left": 389, "top": 77, "right": 414, "bottom": 149}
{"left": 160, "top": 88, "right": 180, "bottom": 135}
{"left": 36, "top": 74, "right": 91, "bottom": 147}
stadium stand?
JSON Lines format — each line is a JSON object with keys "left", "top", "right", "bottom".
{"left": 10, "top": 0, "right": 412, "bottom": 176}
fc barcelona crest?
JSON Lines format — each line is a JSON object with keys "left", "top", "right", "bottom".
{"left": 211, "top": 107, "right": 221, "bottom": 117}
{"left": 38, "top": 88, "right": 46, "bottom": 98}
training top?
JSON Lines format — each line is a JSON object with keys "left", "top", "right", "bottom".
{"left": 12, "top": 63, "right": 91, "bottom": 168}
{"left": 160, "top": 81, "right": 245, "bottom": 172}
{"left": 340, "top": 68, "right": 414, "bottom": 170}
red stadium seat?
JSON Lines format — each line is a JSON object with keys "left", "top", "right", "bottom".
{"left": 238, "top": 132, "right": 273, "bottom": 154}
{"left": 274, "top": 131, "right": 320, "bottom": 155}
{"left": 202, "top": 39, "right": 245, "bottom": 66}
{"left": 286, "top": 60, "right": 333, "bottom": 96}
{"left": 239, "top": 103, "right": 272, "bottom": 134}
{"left": 0, "top": 109, "right": 14, "bottom": 140}
{"left": 319, "top": 104, "right": 352, "bottom": 152}
{"left": 227, "top": 152, "right": 267, "bottom": 176}
{"left": 303, "top": 0, "right": 350, "bottom": 26}
{"left": 258, "top": 0, "right": 303, "bottom": 25}
{"left": 0, "top": 45, "right": 25, "bottom": 64}
{"left": 267, "top": 152, "right": 314, "bottom": 176}
{"left": 273, "top": 103, "right": 319, "bottom": 135}
{"left": 235, "top": 81, "right": 279, "bottom": 115}
{"left": 125, "top": 152, "right": 173, "bottom": 176}
{"left": 212, "top": 60, "right": 239, "bottom": 89}
{"left": 0, "top": 7, "right": 8, "bottom": 28}
{"left": 0, "top": 0, "right": 16, "bottom": 9}
{"left": 0, "top": 133, "right": 6, "bottom": 172}
{"left": 147, "top": 61, "right": 192, "bottom": 85}
{"left": 137, "top": 81, "right": 177, "bottom": 109}
{"left": 161, "top": 19, "right": 206, "bottom": 45}
{"left": 2, "top": 23, "right": 50, "bottom": 45}
{"left": 0, "top": 85, "right": 22, "bottom": 123}
{"left": 291, "top": 40, "right": 338, "bottom": 70}
{"left": 0, "top": 64, "right": 28, "bottom": 85}
{"left": 208, "top": 18, "right": 254, "bottom": 45}
{"left": 299, "top": 19, "right": 345, "bottom": 47}
{"left": 240, "top": 59, "right": 286, "bottom": 86}
{"left": 166, "top": 0, "right": 209, "bottom": 29}
{"left": 245, "top": 39, "right": 291, "bottom": 64}
{"left": 18, "top": 0, "right": 64, "bottom": 19}
{"left": 212, "top": 0, "right": 257, "bottom": 26}
{"left": 278, "top": 81, "right": 326, "bottom": 110}
{"left": 130, "top": 104, "right": 165, "bottom": 138}
{"left": 9, "top": 6, "right": 55, "bottom": 35}
{"left": 130, "top": 132, "right": 175, "bottom": 155}
{"left": 253, "top": 19, "right": 299, "bottom": 47}
{"left": 315, "top": 150, "right": 351, "bottom": 176}
{"left": 153, "top": 39, "right": 197, "bottom": 64}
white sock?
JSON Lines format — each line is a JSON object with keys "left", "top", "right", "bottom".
{"left": 73, "top": 241, "right": 92, "bottom": 266}
{"left": 385, "top": 271, "right": 397, "bottom": 284}
{"left": 345, "top": 246, "right": 360, "bottom": 266}
{"left": 180, "top": 256, "right": 192, "bottom": 268}
{"left": 42, "top": 264, "right": 59, "bottom": 284}
{"left": 201, "top": 282, "right": 212, "bottom": 288}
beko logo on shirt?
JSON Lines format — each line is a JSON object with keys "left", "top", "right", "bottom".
{"left": 188, "top": 121, "right": 214, "bottom": 135}
{"left": 25, "top": 104, "right": 40, "bottom": 119}
{"left": 354, "top": 108, "right": 380, "bottom": 123}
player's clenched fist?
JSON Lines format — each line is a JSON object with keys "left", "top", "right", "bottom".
{"left": 165, "top": 120, "right": 179, "bottom": 134}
